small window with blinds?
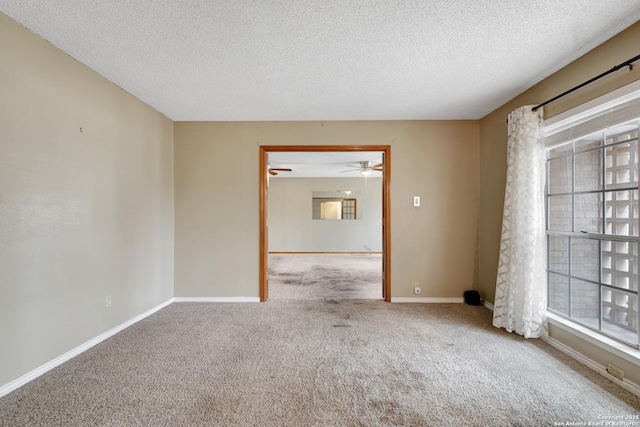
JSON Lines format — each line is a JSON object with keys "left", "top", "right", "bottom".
{"left": 545, "top": 85, "right": 640, "bottom": 348}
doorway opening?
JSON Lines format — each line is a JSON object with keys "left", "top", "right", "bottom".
{"left": 260, "top": 145, "right": 391, "bottom": 302}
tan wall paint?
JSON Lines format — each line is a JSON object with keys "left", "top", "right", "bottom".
{"left": 6, "top": 2, "right": 633, "bottom": 394}
{"left": 478, "top": 21, "right": 640, "bottom": 384}
{"left": 269, "top": 177, "right": 383, "bottom": 252}
{"left": 478, "top": 21, "right": 640, "bottom": 305}
{"left": 0, "top": 14, "right": 175, "bottom": 387}
{"left": 174, "top": 120, "right": 479, "bottom": 298}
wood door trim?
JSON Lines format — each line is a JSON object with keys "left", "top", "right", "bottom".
{"left": 269, "top": 252, "right": 384, "bottom": 255}
{"left": 259, "top": 145, "right": 391, "bottom": 302}
{"left": 259, "top": 147, "right": 268, "bottom": 302}
{"left": 383, "top": 148, "right": 391, "bottom": 302}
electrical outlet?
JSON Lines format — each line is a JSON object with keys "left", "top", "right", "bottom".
{"left": 414, "top": 282, "right": 422, "bottom": 295}
{"left": 106, "top": 295, "right": 112, "bottom": 308}
{"left": 607, "top": 363, "right": 624, "bottom": 380}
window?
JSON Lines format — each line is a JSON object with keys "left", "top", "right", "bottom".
{"left": 342, "top": 198, "right": 356, "bottom": 219}
{"left": 545, "top": 88, "right": 640, "bottom": 348}
{"left": 312, "top": 198, "right": 357, "bottom": 220}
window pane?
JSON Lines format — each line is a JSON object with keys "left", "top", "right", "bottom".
{"left": 604, "top": 190, "right": 639, "bottom": 236}
{"left": 605, "top": 141, "right": 638, "bottom": 190}
{"left": 548, "top": 143, "right": 573, "bottom": 159}
{"left": 605, "top": 120, "right": 639, "bottom": 146}
{"left": 602, "top": 240, "right": 638, "bottom": 292}
{"left": 571, "top": 238, "right": 599, "bottom": 282}
{"left": 575, "top": 130, "right": 604, "bottom": 152}
{"left": 574, "top": 149, "right": 603, "bottom": 192}
{"left": 548, "top": 235, "right": 569, "bottom": 274}
{"left": 602, "top": 289, "right": 638, "bottom": 345}
{"left": 548, "top": 273, "right": 569, "bottom": 315}
{"left": 574, "top": 193, "right": 601, "bottom": 233}
{"left": 548, "top": 156, "right": 572, "bottom": 194}
{"left": 548, "top": 195, "right": 572, "bottom": 232}
{"left": 570, "top": 278, "right": 600, "bottom": 327}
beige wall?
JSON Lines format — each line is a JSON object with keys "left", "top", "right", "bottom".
{"left": 174, "top": 120, "right": 479, "bottom": 298}
{"left": 0, "top": 14, "right": 175, "bottom": 388}
{"left": 269, "top": 177, "right": 382, "bottom": 252}
{"left": 5, "top": 3, "right": 634, "bottom": 394}
{"left": 478, "top": 21, "right": 640, "bottom": 384}
{"left": 478, "top": 21, "right": 640, "bottom": 304}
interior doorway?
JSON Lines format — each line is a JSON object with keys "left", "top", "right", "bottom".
{"left": 259, "top": 145, "right": 391, "bottom": 302}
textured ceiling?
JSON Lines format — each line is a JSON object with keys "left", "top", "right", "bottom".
{"left": 1, "top": 1, "right": 640, "bottom": 121}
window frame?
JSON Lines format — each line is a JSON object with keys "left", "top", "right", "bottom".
{"left": 544, "top": 80, "right": 640, "bottom": 350}
{"left": 545, "top": 129, "right": 639, "bottom": 347}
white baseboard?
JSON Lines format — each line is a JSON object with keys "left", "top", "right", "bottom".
{"left": 546, "top": 313, "right": 640, "bottom": 367}
{"left": 173, "top": 297, "right": 260, "bottom": 303}
{"left": 480, "top": 300, "right": 640, "bottom": 397}
{"left": 543, "top": 335, "right": 640, "bottom": 398}
{"left": 391, "top": 297, "right": 464, "bottom": 303}
{"left": 0, "top": 297, "right": 174, "bottom": 398}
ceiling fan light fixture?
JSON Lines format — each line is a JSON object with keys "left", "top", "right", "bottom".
{"left": 360, "top": 169, "right": 371, "bottom": 176}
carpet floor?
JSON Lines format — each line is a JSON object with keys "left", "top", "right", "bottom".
{"left": 1, "top": 301, "right": 639, "bottom": 426}
{"left": 268, "top": 254, "right": 382, "bottom": 300}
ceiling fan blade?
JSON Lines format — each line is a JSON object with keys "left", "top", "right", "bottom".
{"left": 372, "top": 163, "right": 383, "bottom": 171}
{"left": 269, "top": 168, "right": 292, "bottom": 172}
{"left": 339, "top": 169, "right": 360, "bottom": 173}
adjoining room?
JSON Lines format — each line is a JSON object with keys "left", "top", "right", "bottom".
{"left": 267, "top": 150, "right": 384, "bottom": 300}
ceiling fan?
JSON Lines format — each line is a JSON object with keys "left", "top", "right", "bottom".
{"left": 339, "top": 161, "right": 383, "bottom": 176}
{"left": 268, "top": 166, "right": 292, "bottom": 176}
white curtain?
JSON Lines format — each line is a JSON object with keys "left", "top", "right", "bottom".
{"left": 492, "top": 106, "right": 548, "bottom": 338}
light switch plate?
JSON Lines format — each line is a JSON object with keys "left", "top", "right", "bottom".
{"left": 413, "top": 196, "right": 420, "bottom": 207}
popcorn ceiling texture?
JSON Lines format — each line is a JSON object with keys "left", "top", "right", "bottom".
{"left": 1, "top": 1, "right": 639, "bottom": 121}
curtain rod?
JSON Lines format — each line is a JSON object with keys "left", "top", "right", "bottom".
{"left": 531, "top": 53, "right": 640, "bottom": 112}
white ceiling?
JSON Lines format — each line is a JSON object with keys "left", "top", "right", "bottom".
{"left": 1, "top": 1, "right": 639, "bottom": 121}
{"left": 269, "top": 151, "right": 383, "bottom": 178}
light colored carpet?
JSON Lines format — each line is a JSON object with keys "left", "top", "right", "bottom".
{"left": 1, "top": 301, "right": 639, "bottom": 426}
{"left": 269, "top": 254, "right": 382, "bottom": 299}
